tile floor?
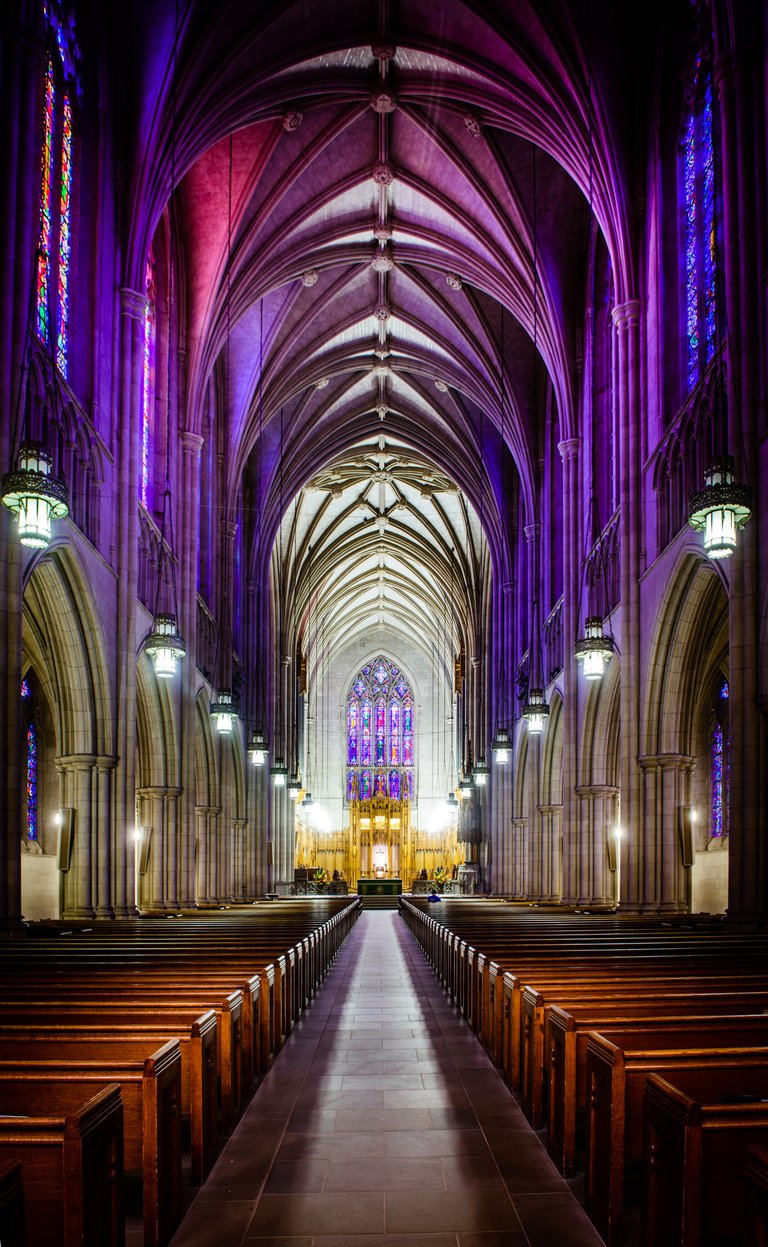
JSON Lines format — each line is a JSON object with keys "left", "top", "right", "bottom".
{"left": 166, "top": 909, "right": 605, "bottom": 1246}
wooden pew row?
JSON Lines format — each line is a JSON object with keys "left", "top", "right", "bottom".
{"left": 546, "top": 994, "right": 768, "bottom": 1175}
{"left": 746, "top": 1145, "right": 768, "bottom": 1247}
{"left": 642, "top": 1066, "right": 768, "bottom": 1247}
{"left": 0, "top": 1014, "right": 217, "bottom": 1185}
{"left": 521, "top": 983, "right": 768, "bottom": 1129}
{"left": 0, "top": 1083, "right": 124, "bottom": 1247}
{"left": 584, "top": 1028, "right": 768, "bottom": 1246}
{"left": 0, "top": 1159, "right": 25, "bottom": 1247}
{"left": 0, "top": 1040, "right": 181, "bottom": 1247}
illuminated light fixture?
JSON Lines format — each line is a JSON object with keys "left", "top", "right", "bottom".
{"left": 446, "top": 791, "right": 459, "bottom": 808}
{"left": 249, "top": 729, "right": 268, "bottom": 766}
{"left": 302, "top": 790, "right": 315, "bottom": 810}
{"left": 574, "top": 617, "right": 615, "bottom": 681}
{"left": 144, "top": 612, "right": 186, "bottom": 678}
{"left": 473, "top": 761, "right": 489, "bottom": 787}
{"left": 491, "top": 728, "right": 510, "bottom": 764}
{"left": 270, "top": 758, "right": 287, "bottom": 787}
{"left": 688, "top": 455, "right": 752, "bottom": 560}
{"left": 522, "top": 688, "right": 549, "bottom": 735}
{"left": 1, "top": 441, "right": 69, "bottom": 548}
{"left": 458, "top": 776, "right": 473, "bottom": 798}
{"left": 287, "top": 775, "right": 302, "bottom": 800}
{"left": 211, "top": 690, "right": 237, "bottom": 734}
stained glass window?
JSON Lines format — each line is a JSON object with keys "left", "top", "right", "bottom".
{"left": 26, "top": 723, "right": 38, "bottom": 841}
{"left": 21, "top": 677, "right": 32, "bottom": 700}
{"left": 683, "top": 59, "right": 718, "bottom": 391}
{"left": 711, "top": 677, "right": 729, "bottom": 838}
{"left": 346, "top": 656, "right": 414, "bottom": 801}
{"left": 37, "top": 55, "right": 56, "bottom": 345}
{"left": 56, "top": 93, "right": 73, "bottom": 375}
{"left": 141, "top": 254, "right": 156, "bottom": 508}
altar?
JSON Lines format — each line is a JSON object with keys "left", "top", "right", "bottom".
{"left": 357, "top": 878, "right": 403, "bottom": 897}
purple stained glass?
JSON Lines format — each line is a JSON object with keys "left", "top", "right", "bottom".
{"left": 720, "top": 677, "right": 729, "bottom": 700}
{"left": 404, "top": 770, "right": 413, "bottom": 799}
{"left": 353, "top": 677, "right": 366, "bottom": 696}
{"left": 683, "top": 65, "right": 718, "bottom": 394}
{"left": 361, "top": 699, "right": 372, "bottom": 765}
{"left": 684, "top": 110, "right": 698, "bottom": 390}
{"left": 56, "top": 93, "right": 73, "bottom": 376}
{"left": 347, "top": 700, "right": 358, "bottom": 764}
{"left": 21, "top": 677, "right": 31, "bottom": 699}
{"left": 375, "top": 699, "right": 386, "bottom": 764}
{"left": 141, "top": 255, "right": 155, "bottom": 508}
{"left": 374, "top": 770, "right": 386, "bottom": 796}
{"left": 701, "top": 77, "right": 716, "bottom": 366}
{"left": 37, "top": 56, "right": 56, "bottom": 345}
{"left": 360, "top": 770, "right": 372, "bottom": 799}
{"left": 711, "top": 720, "right": 723, "bottom": 837}
{"left": 389, "top": 770, "right": 400, "bottom": 799}
{"left": 403, "top": 698, "right": 413, "bottom": 765}
{"left": 27, "top": 723, "right": 38, "bottom": 841}
{"left": 347, "top": 770, "right": 356, "bottom": 800}
{"left": 389, "top": 701, "right": 400, "bottom": 764}
{"left": 394, "top": 678, "right": 408, "bottom": 697}
{"left": 374, "top": 660, "right": 388, "bottom": 684}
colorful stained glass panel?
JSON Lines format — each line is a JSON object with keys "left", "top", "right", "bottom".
{"left": 347, "top": 701, "right": 358, "bottom": 764}
{"left": 37, "top": 56, "right": 56, "bottom": 345}
{"left": 361, "top": 699, "right": 372, "bottom": 765}
{"left": 57, "top": 93, "right": 72, "bottom": 375}
{"left": 27, "top": 723, "right": 38, "bottom": 841}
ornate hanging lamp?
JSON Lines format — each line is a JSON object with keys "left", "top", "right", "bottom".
{"left": 249, "top": 728, "right": 268, "bottom": 765}
{"left": 491, "top": 727, "right": 511, "bottom": 763}
{"left": 2, "top": 441, "right": 69, "bottom": 548}
{"left": 574, "top": 617, "right": 614, "bottom": 680}
{"left": 270, "top": 758, "right": 288, "bottom": 787}
{"left": 145, "top": 611, "right": 186, "bottom": 678}
{"left": 521, "top": 687, "right": 549, "bottom": 734}
{"left": 688, "top": 453, "right": 751, "bottom": 559}
{"left": 472, "top": 760, "right": 489, "bottom": 787}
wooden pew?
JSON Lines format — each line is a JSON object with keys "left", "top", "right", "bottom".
{"left": 547, "top": 993, "right": 768, "bottom": 1175}
{"left": 0, "top": 1014, "right": 217, "bottom": 1184}
{"left": 746, "top": 1145, "right": 768, "bottom": 1247}
{"left": 584, "top": 1027, "right": 768, "bottom": 1245}
{"left": 642, "top": 1066, "right": 768, "bottom": 1246}
{"left": 0, "top": 1159, "right": 24, "bottom": 1247}
{"left": 0, "top": 1039, "right": 181, "bottom": 1247}
{"left": 0, "top": 1083, "right": 123, "bottom": 1247}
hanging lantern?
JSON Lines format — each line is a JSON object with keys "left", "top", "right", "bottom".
{"left": 144, "top": 612, "right": 186, "bottom": 678}
{"left": 210, "top": 690, "right": 237, "bottom": 734}
{"left": 270, "top": 758, "right": 288, "bottom": 787}
{"left": 446, "top": 790, "right": 459, "bottom": 808}
{"left": 302, "top": 790, "right": 315, "bottom": 809}
{"left": 287, "top": 775, "right": 302, "bottom": 800}
{"left": 522, "top": 688, "right": 549, "bottom": 734}
{"left": 458, "top": 776, "right": 474, "bottom": 798}
{"left": 688, "top": 455, "right": 751, "bottom": 559}
{"left": 574, "top": 617, "right": 615, "bottom": 681}
{"left": 491, "top": 727, "right": 510, "bottom": 763}
{"left": 249, "top": 729, "right": 268, "bottom": 766}
{"left": 1, "top": 441, "right": 69, "bottom": 548}
{"left": 473, "top": 760, "right": 489, "bottom": 787}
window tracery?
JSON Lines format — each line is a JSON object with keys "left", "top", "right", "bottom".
{"left": 346, "top": 657, "right": 414, "bottom": 800}
{"left": 682, "top": 53, "right": 717, "bottom": 392}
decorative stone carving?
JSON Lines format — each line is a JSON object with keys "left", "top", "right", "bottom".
{"left": 374, "top": 304, "right": 391, "bottom": 321}
{"left": 463, "top": 113, "right": 483, "bottom": 138}
{"left": 282, "top": 110, "right": 303, "bottom": 131}
{"left": 372, "top": 162, "right": 394, "bottom": 186}
{"left": 376, "top": 404, "right": 388, "bottom": 418}
{"left": 371, "top": 250, "right": 394, "bottom": 272}
{"left": 435, "top": 379, "right": 448, "bottom": 392}
{"left": 371, "top": 42, "right": 396, "bottom": 61}
{"left": 371, "top": 90, "right": 396, "bottom": 113}
{"left": 301, "top": 270, "right": 319, "bottom": 287}
{"left": 446, "top": 273, "right": 463, "bottom": 290}
{"left": 373, "top": 224, "right": 393, "bottom": 241}
{"left": 315, "top": 376, "right": 329, "bottom": 389}
{"left": 375, "top": 347, "right": 390, "bottom": 359}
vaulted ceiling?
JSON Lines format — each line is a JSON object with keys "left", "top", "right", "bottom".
{"left": 125, "top": 0, "right": 658, "bottom": 672}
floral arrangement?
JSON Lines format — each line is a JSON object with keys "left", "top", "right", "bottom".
{"left": 433, "top": 865, "right": 449, "bottom": 886}
{"left": 314, "top": 867, "right": 329, "bottom": 883}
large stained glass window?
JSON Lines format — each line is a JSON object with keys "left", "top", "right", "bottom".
{"left": 683, "top": 58, "right": 717, "bottom": 391}
{"left": 710, "top": 676, "right": 729, "bottom": 838}
{"left": 37, "top": 55, "right": 56, "bottom": 346}
{"left": 56, "top": 92, "right": 73, "bottom": 375}
{"left": 140, "top": 254, "right": 156, "bottom": 508}
{"left": 346, "top": 657, "right": 414, "bottom": 801}
{"left": 26, "top": 724, "right": 39, "bottom": 842}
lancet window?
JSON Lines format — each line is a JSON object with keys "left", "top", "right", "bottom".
{"left": 140, "top": 252, "right": 156, "bottom": 509}
{"left": 710, "top": 676, "right": 729, "bottom": 839}
{"left": 682, "top": 53, "right": 718, "bottom": 392}
{"left": 346, "top": 658, "right": 414, "bottom": 800}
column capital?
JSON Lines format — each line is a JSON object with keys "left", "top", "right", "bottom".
{"left": 56, "top": 753, "right": 97, "bottom": 773}
{"left": 502, "top": 580, "right": 515, "bottom": 597}
{"left": 119, "top": 287, "right": 146, "bottom": 321}
{"left": 523, "top": 523, "right": 540, "bottom": 543}
{"left": 95, "top": 755, "right": 118, "bottom": 773}
{"left": 557, "top": 437, "right": 580, "bottom": 462}
{"left": 612, "top": 299, "right": 642, "bottom": 330}
{"left": 576, "top": 784, "right": 620, "bottom": 798}
{"left": 180, "top": 430, "right": 204, "bottom": 454}
{"left": 638, "top": 753, "right": 695, "bottom": 772}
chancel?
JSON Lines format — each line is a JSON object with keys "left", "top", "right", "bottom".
{"left": 2, "top": 1, "right": 768, "bottom": 1244}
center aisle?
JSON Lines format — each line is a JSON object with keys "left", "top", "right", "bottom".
{"left": 168, "top": 909, "right": 604, "bottom": 1246}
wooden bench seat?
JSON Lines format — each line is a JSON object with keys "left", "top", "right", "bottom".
{"left": 0, "top": 1159, "right": 24, "bottom": 1247}
{"left": 584, "top": 1026, "right": 768, "bottom": 1245}
{"left": 642, "top": 1066, "right": 768, "bottom": 1246}
{"left": 0, "top": 1013, "right": 217, "bottom": 1184}
{"left": 0, "top": 1083, "right": 123, "bottom": 1247}
{"left": 0, "top": 1039, "right": 182, "bottom": 1247}
{"left": 746, "top": 1144, "right": 768, "bottom": 1246}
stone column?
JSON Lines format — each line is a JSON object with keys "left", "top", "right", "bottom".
{"left": 57, "top": 755, "right": 96, "bottom": 918}
{"left": 511, "top": 817, "right": 528, "bottom": 899}
{"left": 558, "top": 438, "right": 581, "bottom": 902}
{"left": 178, "top": 431, "right": 204, "bottom": 907}
{"left": 232, "top": 817, "right": 247, "bottom": 899}
{"left": 713, "top": 47, "right": 764, "bottom": 922}
{"left": 638, "top": 754, "right": 694, "bottom": 913}
{"left": 576, "top": 785, "right": 619, "bottom": 907}
{"left": 112, "top": 287, "right": 146, "bottom": 915}
{"left": 136, "top": 786, "right": 168, "bottom": 913}
{"left": 94, "top": 756, "right": 117, "bottom": 916}
{"left": 613, "top": 300, "right": 643, "bottom": 910}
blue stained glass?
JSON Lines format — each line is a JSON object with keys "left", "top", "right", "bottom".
{"left": 390, "top": 701, "right": 400, "bottom": 764}
{"left": 361, "top": 699, "right": 372, "bottom": 765}
{"left": 683, "top": 67, "right": 717, "bottom": 393}
{"left": 347, "top": 701, "right": 358, "bottom": 764}
{"left": 374, "top": 661, "right": 388, "bottom": 684}
{"left": 720, "top": 677, "right": 729, "bottom": 700}
{"left": 21, "top": 678, "right": 31, "bottom": 699}
{"left": 360, "top": 770, "right": 372, "bottom": 799}
{"left": 347, "top": 770, "right": 356, "bottom": 800}
{"left": 347, "top": 657, "right": 414, "bottom": 804}
{"left": 353, "top": 677, "right": 366, "bottom": 696}
{"left": 27, "top": 723, "right": 38, "bottom": 841}
{"left": 389, "top": 770, "right": 400, "bottom": 799}
{"left": 394, "top": 678, "right": 408, "bottom": 697}
{"left": 701, "top": 78, "right": 716, "bottom": 365}
{"left": 711, "top": 721, "right": 723, "bottom": 837}
{"left": 374, "top": 770, "right": 386, "bottom": 796}
{"left": 684, "top": 111, "right": 699, "bottom": 390}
